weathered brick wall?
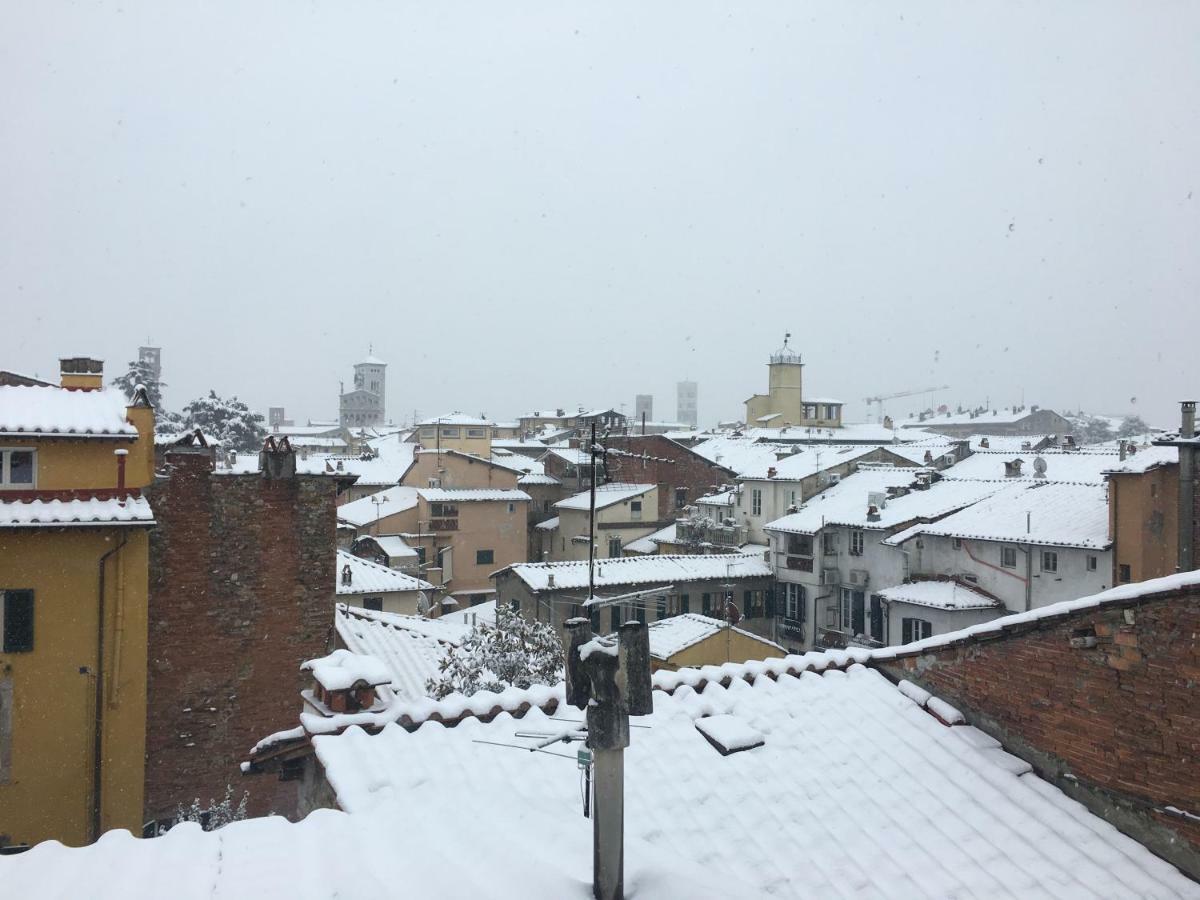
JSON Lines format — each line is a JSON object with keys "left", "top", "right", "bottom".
{"left": 143, "top": 451, "right": 337, "bottom": 824}
{"left": 604, "top": 435, "right": 735, "bottom": 520}
{"left": 876, "top": 588, "right": 1200, "bottom": 876}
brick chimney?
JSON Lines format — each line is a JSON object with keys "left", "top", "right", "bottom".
{"left": 59, "top": 357, "right": 104, "bottom": 391}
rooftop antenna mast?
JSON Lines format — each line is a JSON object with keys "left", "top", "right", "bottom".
{"left": 588, "top": 421, "right": 598, "bottom": 604}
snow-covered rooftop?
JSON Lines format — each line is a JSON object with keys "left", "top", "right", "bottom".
{"left": 417, "top": 412, "right": 493, "bottom": 427}
{"left": 555, "top": 483, "right": 654, "bottom": 511}
{"left": 624, "top": 522, "right": 678, "bottom": 554}
{"left": 322, "top": 439, "right": 415, "bottom": 486}
{"left": 336, "top": 486, "right": 419, "bottom": 528}
{"left": 534, "top": 516, "right": 559, "bottom": 531}
{"left": 885, "top": 482, "right": 1111, "bottom": 550}
{"left": 416, "top": 488, "right": 530, "bottom": 503}
{"left": 1101, "top": 446, "right": 1178, "bottom": 475}
{"left": 301, "top": 648, "right": 391, "bottom": 691}
{"left": 942, "top": 448, "right": 1175, "bottom": 485}
{"left": 0, "top": 385, "right": 139, "bottom": 438}
{"left": 0, "top": 495, "right": 155, "bottom": 528}
{"left": 363, "top": 534, "right": 418, "bottom": 559}
{"left": 765, "top": 471, "right": 1001, "bottom": 535}
{"left": 644, "top": 613, "right": 782, "bottom": 660}
{"left": 736, "top": 444, "right": 883, "bottom": 481}
{"left": 336, "top": 550, "right": 432, "bottom": 595}
{"left": 877, "top": 580, "right": 1001, "bottom": 611}
{"left": 334, "top": 604, "right": 469, "bottom": 702}
{"left": 487, "top": 451, "right": 546, "bottom": 476}
{"left": 497, "top": 553, "right": 772, "bottom": 593}
{"left": 902, "top": 406, "right": 1051, "bottom": 427}
{"left": 541, "top": 447, "right": 591, "bottom": 466}
{"left": 689, "top": 435, "right": 786, "bottom": 476}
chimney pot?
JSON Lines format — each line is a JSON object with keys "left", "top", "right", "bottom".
{"left": 1182, "top": 401, "right": 1197, "bottom": 439}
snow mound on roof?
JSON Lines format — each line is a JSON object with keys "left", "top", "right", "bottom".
{"left": 0, "top": 386, "right": 138, "bottom": 436}
{"left": 302, "top": 649, "right": 391, "bottom": 691}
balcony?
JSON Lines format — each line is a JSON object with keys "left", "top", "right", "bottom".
{"left": 427, "top": 518, "right": 458, "bottom": 532}
{"left": 784, "top": 555, "right": 814, "bottom": 572}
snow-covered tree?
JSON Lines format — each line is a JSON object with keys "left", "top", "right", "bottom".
{"left": 181, "top": 391, "right": 266, "bottom": 452}
{"left": 162, "top": 785, "right": 249, "bottom": 834}
{"left": 111, "top": 358, "right": 165, "bottom": 409}
{"left": 1117, "top": 415, "right": 1150, "bottom": 438}
{"left": 426, "top": 604, "right": 564, "bottom": 699}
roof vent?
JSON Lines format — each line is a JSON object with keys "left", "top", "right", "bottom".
{"left": 547, "top": 572, "right": 556, "bottom": 588}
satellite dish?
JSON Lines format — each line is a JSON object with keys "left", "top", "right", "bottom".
{"left": 1033, "top": 457, "right": 1047, "bottom": 478}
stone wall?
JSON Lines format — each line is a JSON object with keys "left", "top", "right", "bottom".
{"left": 143, "top": 449, "right": 337, "bottom": 825}
{"left": 875, "top": 586, "right": 1200, "bottom": 878}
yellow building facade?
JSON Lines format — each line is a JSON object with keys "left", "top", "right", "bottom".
{"left": 744, "top": 337, "right": 844, "bottom": 429}
{"left": 0, "top": 358, "right": 155, "bottom": 849}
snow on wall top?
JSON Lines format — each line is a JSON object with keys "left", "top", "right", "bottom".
{"left": 301, "top": 648, "right": 392, "bottom": 691}
{"left": 336, "top": 550, "right": 432, "bottom": 595}
{"left": 765, "top": 471, "right": 1000, "bottom": 535}
{"left": 0, "top": 495, "right": 154, "bottom": 527}
{"left": 877, "top": 580, "right": 1001, "bottom": 610}
{"left": 335, "top": 604, "right": 467, "bottom": 702}
{"left": 885, "top": 481, "right": 1111, "bottom": 550}
{"left": 497, "top": 553, "right": 772, "bottom": 592}
{"left": 555, "top": 482, "right": 654, "bottom": 511}
{"left": 645, "top": 613, "right": 782, "bottom": 659}
{"left": 624, "top": 522, "right": 677, "bottom": 554}
{"left": 0, "top": 385, "right": 138, "bottom": 437}
{"left": 336, "top": 486, "right": 420, "bottom": 527}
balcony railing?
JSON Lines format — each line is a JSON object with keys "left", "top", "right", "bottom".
{"left": 784, "top": 554, "right": 814, "bottom": 572}
{"left": 427, "top": 518, "right": 458, "bottom": 532}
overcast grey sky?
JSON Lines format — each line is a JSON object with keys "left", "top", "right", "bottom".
{"left": 2, "top": 1, "right": 1197, "bottom": 427}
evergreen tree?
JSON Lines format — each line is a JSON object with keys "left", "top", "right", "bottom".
{"left": 182, "top": 391, "right": 266, "bottom": 453}
{"left": 1117, "top": 415, "right": 1150, "bottom": 438}
{"left": 162, "top": 785, "right": 249, "bottom": 834}
{"left": 426, "top": 604, "right": 564, "bottom": 699}
{"left": 111, "top": 358, "right": 165, "bottom": 409}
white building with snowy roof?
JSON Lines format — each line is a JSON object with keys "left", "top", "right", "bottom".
{"left": 336, "top": 549, "right": 433, "bottom": 616}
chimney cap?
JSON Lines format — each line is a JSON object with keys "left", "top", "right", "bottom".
{"left": 59, "top": 357, "right": 104, "bottom": 375}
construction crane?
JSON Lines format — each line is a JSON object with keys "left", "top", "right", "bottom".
{"left": 863, "top": 385, "right": 950, "bottom": 424}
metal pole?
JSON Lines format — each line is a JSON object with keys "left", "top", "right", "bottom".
{"left": 592, "top": 748, "right": 624, "bottom": 900}
{"left": 588, "top": 422, "right": 598, "bottom": 603}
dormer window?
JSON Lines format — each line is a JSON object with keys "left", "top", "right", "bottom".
{"left": 0, "top": 449, "right": 35, "bottom": 488}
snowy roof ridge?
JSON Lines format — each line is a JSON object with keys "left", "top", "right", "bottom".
{"left": 416, "top": 488, "right": 530, "bottom": 502}
{"left": 555, "top": 482, "right": 655, "bottom": 511}
{"left": 493, "top": 553, "right": 772, "bottom": 592}
{"left": 336, "top": 549, "right": 433, "bottom": 594}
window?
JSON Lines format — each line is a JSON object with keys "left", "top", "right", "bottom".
{"left": 1042, "top": 551, "right": 1058, "bottom": 573}
{"left": 901, "top": 618, "right": 933, "bottom": 643}
{"left": 1119, "top": 564, "right": 1132, "bottom": 583}
{"left": 507, "top": 502, "right": 516, "bottom": 514}
{"left": 0, "top": 450, "right": 35, "bottom": 488}
{"left": 1000, "top": 546, "right": 1017, "bottom": 568}
{"left": 787, "top": 534, "right": 813, "bottom": 556}
{"left": 675, "top": 488, "right": 688, "bottom": 510}
{"left": 2, "top": 590, "right": 34, "bottom": 653}
{"left": 610, "top": 606, "right": 620, "bottom": 631}
{"left": 680, "top": 593, "right": 690, "bottom": 614}
{"left": 656, "top": 596, "right": 666, "bottom": 619}
{"left": 441, "top": 427, "right": 460, "bottom": 438}
{"left": 952, "top": 538, "right": 963, "bottom": 550}
{"left": 635, "top": 604, "right": 646, "bottom": 624}
{"left": 743, "top": 590, "right": 764, "bottom": 619}
{"left": 430, "top": 503, "right": 458, "bottom": 518}
{"left": 751, "top": 489, "right": 762, "bottom": 516}
{"left": 420, "top": 428, "right": 435, "bottom": 439}
{"left": 415, "top": 547, "right": 426, "bottom": 565}
{"left": 630, "top": 500, "right": 642, "bottom": 520}
{"left": 823, "top": 532, "right": 838, "bottom": 555}
{"left": 608, "top": 537, "right": 622, "bottom": 558}
{"left": 467, "top": 428, "right": 485, "bottom": 438}
{"left": 476, "top": 549, "right": 494, "bottom": 565}
{"left": 784, "top": 583, "right": 806, "bottom": 621}
{"left": 701, "top": 592, "right": 712, "bottom": 615}
{"left": 849, "top": 530, "right": 864, "bottom": 556}
{"left": 1086, "top": 555, "right": 1097, "bottom": 572}
{"left": 363, "top": 597, "right": 383, "bottom": 612}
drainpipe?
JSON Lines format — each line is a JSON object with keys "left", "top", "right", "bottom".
{"left": 92, "top": 532, "right": 129, "bottom": 843}
{"left": 1179, "top": 401, "right": 1196, "bottom": 572}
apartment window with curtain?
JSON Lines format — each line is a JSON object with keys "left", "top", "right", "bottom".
{"left": 751, "top": 489, "right": 762, "bottom": 516}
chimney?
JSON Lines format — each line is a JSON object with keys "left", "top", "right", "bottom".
{"left": 1183, "top": 400, "right": 1197, "bottom": 439}
{"left": 59, "top": 357, "right": 104, "bottom": 391}
{"left": 979, "top": 437, "right": 990, "bottom": 449}
{"left": 341, "top": 563, "right": 353, "bottom": 586}
{"left": 767, "top": 466, "right": 777, "bottom": 479}
{"left": 1119, "top": 441, "right": 1127, "bottom": 462}
{"left": 923, "top": 450, "right": 934, "bottom": 465}
{"left": 114, "top": 448, "right": 128, "bottom": 491}
{"left": 866, "top": 504, "right": 880, "bottom": 522}
{"left": 1005, "top": 459, "right": 1023, "bottom": 478}
{"left": 547, "top": 572, "right": 556, "bottom": 589}
{"left": 883, "top": 415, "right": 893, "bottom": 430}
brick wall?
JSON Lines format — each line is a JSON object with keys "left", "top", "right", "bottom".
{"left": 604, "top": 435, "right": 735, "bottom": 521}
{"left": 143, "top": 450, "right": 337, "bottom": 824}
{"left": 876, "top": 587, "right": 1200, "bottom": 877}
